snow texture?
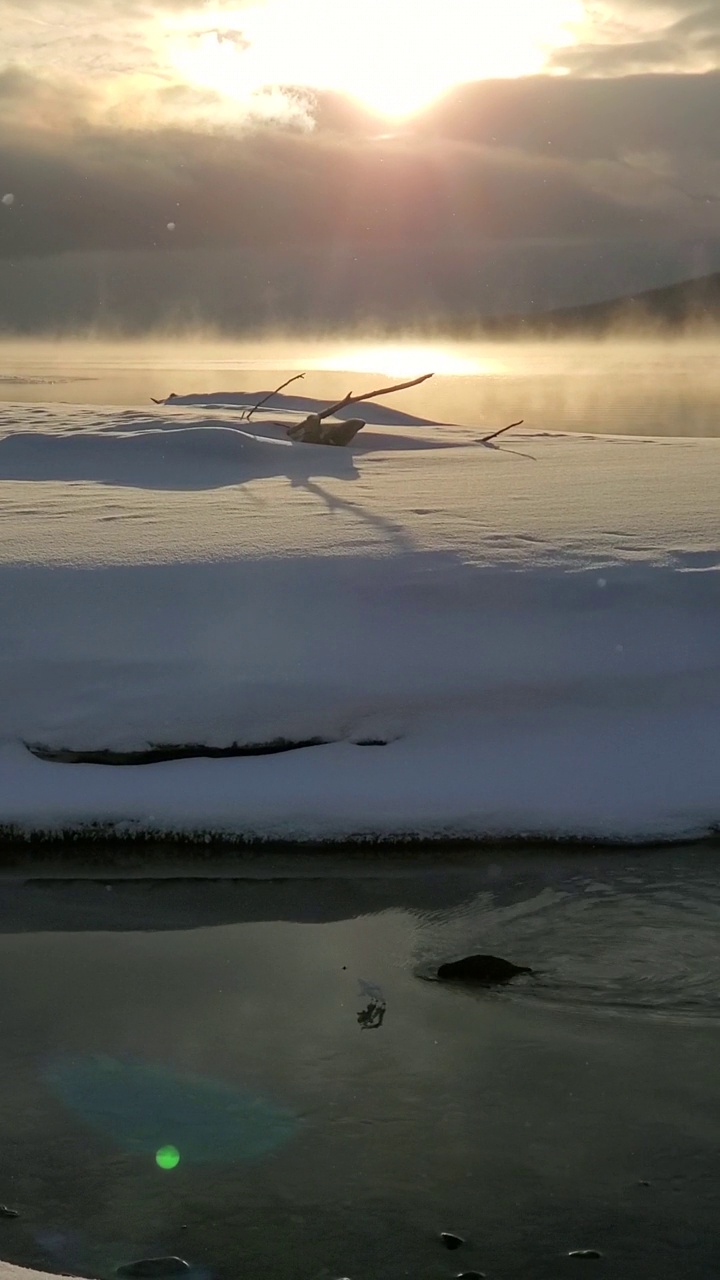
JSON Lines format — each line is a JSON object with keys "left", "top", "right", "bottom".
{"left": 0, "top": 391, "right": 719, "bottom": 844}
{"left": 0, "top": 1266, "right": 81, "bottom": 1280}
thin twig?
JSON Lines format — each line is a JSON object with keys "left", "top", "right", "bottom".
{"left": 480, "top": 419, "right": 524, "bottom": 444}
{"left": 244, "top": 373, "right": 306, "bottom": 420}
{"left": 316, "top": 372, "right": 434, "bottom": 421}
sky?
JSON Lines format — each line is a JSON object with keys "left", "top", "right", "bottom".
{"left": 1, "top": 0, "right": 719, "bottom": 331}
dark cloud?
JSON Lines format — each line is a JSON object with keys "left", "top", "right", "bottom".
{"left": 1, "top": 55, "right": 719, "bottom": 330}
{"left": 410, "top": 72, "right": 720, "bottom": 159}
{"left": 0, "top": 64, "right": 97, "bottom": 128}
{"left": 556, "top": 38, "right": 680, "bottom": 74}
{"left": 1, "top": 69, "right": 719, "bottom": 265}
{"left": 0, "top": 125, "right": 673, "bottom": 260}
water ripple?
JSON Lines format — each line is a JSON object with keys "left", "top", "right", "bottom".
{"left": 416, "top": 861, "right": 720, "bottom": 1022}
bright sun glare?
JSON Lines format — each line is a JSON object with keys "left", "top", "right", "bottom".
{"left": 166, "top": 0, "right": 583, "bottom": 119}
{"left": 318, "top": 344, "right": 490, "bottom": 377}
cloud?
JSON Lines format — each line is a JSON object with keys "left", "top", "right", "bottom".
{"left": 1, "top": 68, "right": 719, "bottom": 263}
{"left": 0, "top": 64, "right": 104, "bottom": 135}
{"left": 553, "top": 0, "right": 720, "bottom": 74}
{"left": 1, "top": 1, "right": 718, "bottom": 329}
{"left": 0, "top": 0, "right": 313, "bottom": 132}
{"left": 0, "top": 123, "right": 674, "bottom": 260}
{"left": 412, "top": 72, "right": 720, "bottom": 159}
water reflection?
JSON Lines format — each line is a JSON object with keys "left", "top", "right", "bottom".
{"left": 314, "top": 342, "right": 494, "bottom": 378}
{"left": 0, "top": 848, "right": 718, "bottom": 1280}
{"left": 356, "top": 979, "right": 387, "bottom": 1030}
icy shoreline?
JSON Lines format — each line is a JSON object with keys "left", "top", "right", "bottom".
{"left": 0, "top": 1266, "right": 75, "bottom": 1280}
{"left": 1, "top": 395, "right": 718, "bottom": 846}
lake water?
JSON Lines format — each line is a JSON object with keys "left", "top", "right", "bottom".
{"left": 1, "top": 336, "right": 719, "bottom": 437}
{"left": 0, "top": 847, "right": 718, "bottom": 1280}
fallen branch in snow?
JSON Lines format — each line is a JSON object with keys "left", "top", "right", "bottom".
{"left": 149, "top": 370, "right": 444, "bottom": 447}
{"left": 480, "top": 419, "right": 524, "bottom": 444}
{"left": 243, "top": 373, "right": 306, "bottom": 421}
{"left": 287, "top": 372, "right": 434, "bottom": 445}
{"left": 286, "top": 415, "right": 367, "bottom": 446}
{"left": 315, "top": 372, "right": 434, "bottom": 421}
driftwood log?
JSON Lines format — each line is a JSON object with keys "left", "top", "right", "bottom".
{"left": 286, "top": 415, "right": 366, "bottom": 446}
{"left": 287, "top": 373, "right": 434, "bottom": 445}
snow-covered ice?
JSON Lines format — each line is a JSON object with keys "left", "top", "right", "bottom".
{"left": 0, "top": 389, "right": 718, "bottom": 844}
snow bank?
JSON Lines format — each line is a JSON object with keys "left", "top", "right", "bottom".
{"left": 153, "top": 386, "right": 444, "bottom": 425}
{"left": 0, "top": 1263, "right": 92, "bottom": 1280}
{"left": 0, "top": 395, "right": 718, "bottom": 844}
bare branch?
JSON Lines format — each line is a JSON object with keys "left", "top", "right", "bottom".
{"left": 244, "top": 373, "right": 306, "bottom": 420}
{"left": 316, "top": 372, "right": 434, "bottom": 421}
{"left": 480, "top": 419, "right": 524, "bottom": 444}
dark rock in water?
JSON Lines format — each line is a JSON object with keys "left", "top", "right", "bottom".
{"left": 0, "top": 1205, "right": 19, "bottom": 1218}
{"left": 117, "top": 1258, "right": 190, "bottom": 1278}
{"left": 436, "top": 954, "right": 533, "bottom": 984}
{"left": 568, "top": 1249, "right": 603, "bottom": 1260}
{"left": 440, "top": 1232, "right": 466, "bottom": 1250}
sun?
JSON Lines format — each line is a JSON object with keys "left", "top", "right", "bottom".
{"left": 165, "top": 0, "right": 584, "bottom": 120}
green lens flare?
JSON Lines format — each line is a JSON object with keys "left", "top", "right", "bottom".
{"left": 156, "top": 1145, "right": 180, "bottom": 1170}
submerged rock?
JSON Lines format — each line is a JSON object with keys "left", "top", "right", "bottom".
{"left": 440, "top": 1232, "right": 466, "bottom": 1250}
{"left": 116, "top": 1258, "right": 190, "bottom": 1277}
{"left": 436, "top": 954, "right": 533, "bottom": 984}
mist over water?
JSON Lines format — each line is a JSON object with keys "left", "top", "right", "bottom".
{"left": 1, "top": 335, "right": 719, "bottom": 437}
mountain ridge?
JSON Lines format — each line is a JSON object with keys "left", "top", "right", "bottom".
{"left": 486, "top": 271, "right": 720, "bottom": 333}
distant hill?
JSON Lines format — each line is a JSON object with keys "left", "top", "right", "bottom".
{"left": 486, "top": 272, "right": 720, "bottom": 334}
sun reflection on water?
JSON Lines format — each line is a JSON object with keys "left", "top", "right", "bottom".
{"left": 310, "top": 343, "right": 499, "bottom": 378}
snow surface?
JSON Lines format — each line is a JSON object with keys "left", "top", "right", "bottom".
{"left": 0, "top": 1265, "right": 80, "bottom": 1280}
{"left": 0, "top": 390, "right": 719, "bottom": 844}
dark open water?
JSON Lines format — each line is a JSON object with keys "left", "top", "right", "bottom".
{"left": 0, "top": 846, "right": 718, "bottom": 1280}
